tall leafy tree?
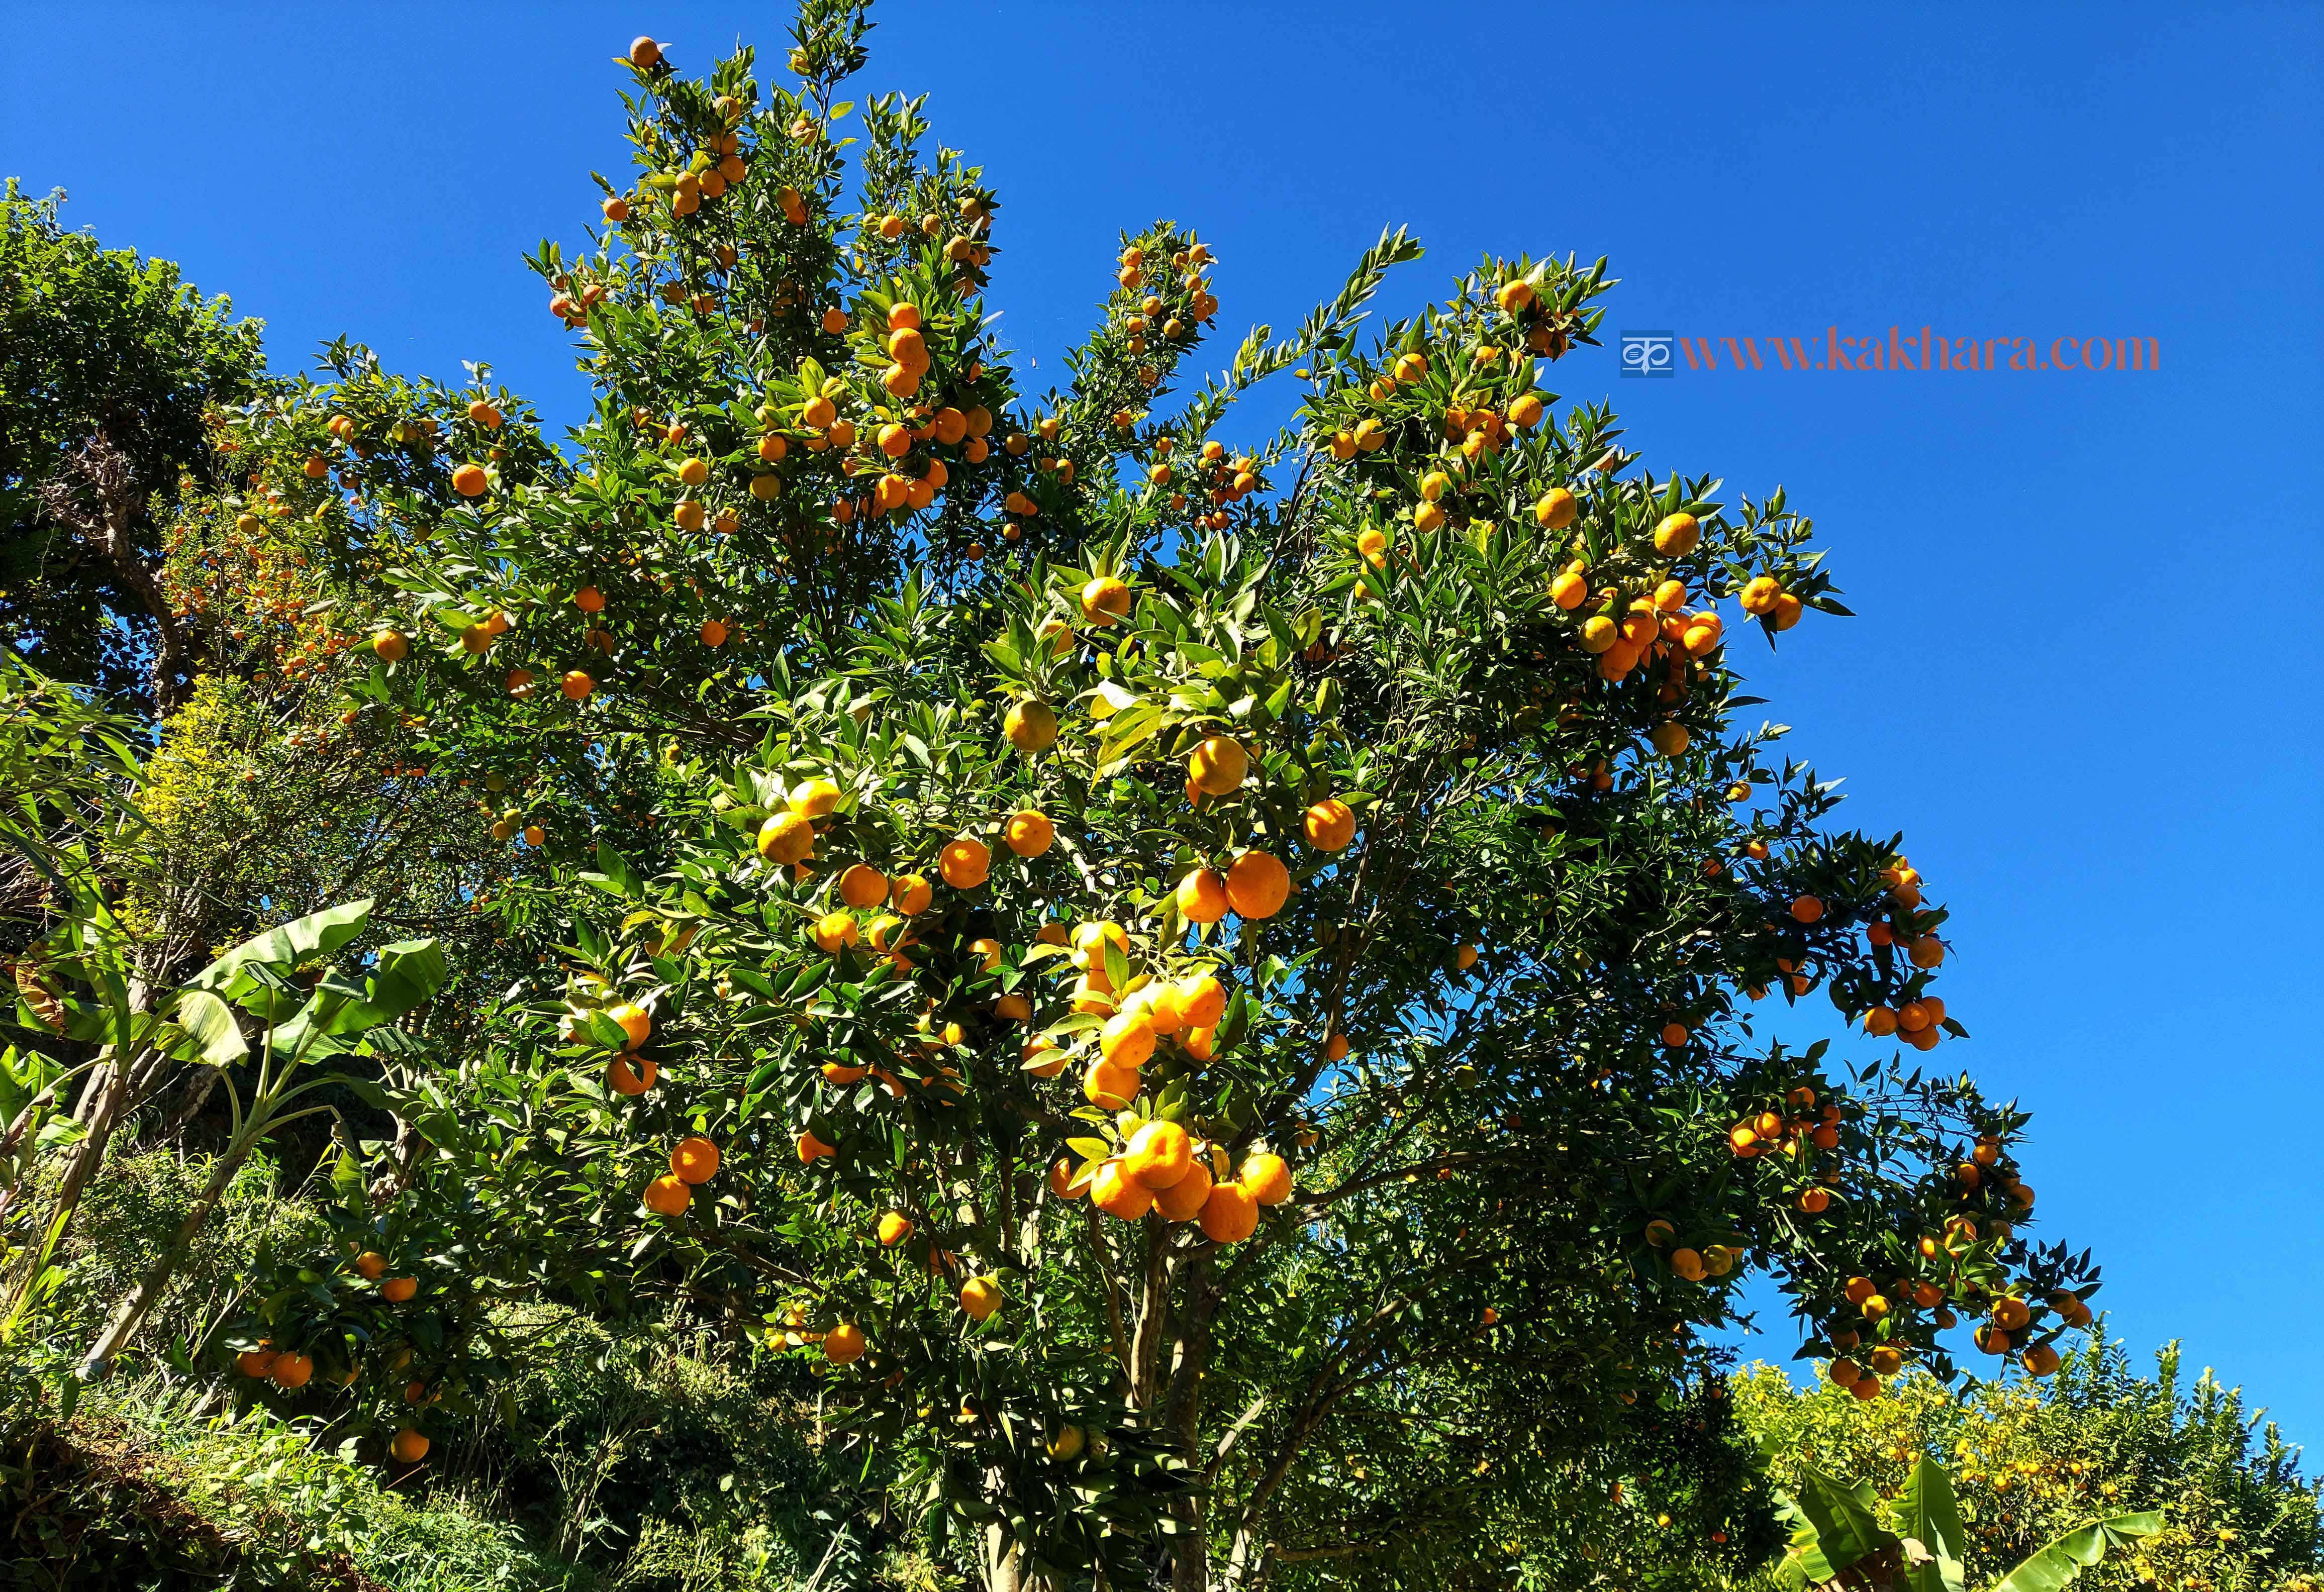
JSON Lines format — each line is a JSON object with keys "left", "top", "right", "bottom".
{"left": 0, "top": 182, "right": 268, "bottom": 714}
{"left": 24, "top": 9, "right": 2104, "bottom": 1589}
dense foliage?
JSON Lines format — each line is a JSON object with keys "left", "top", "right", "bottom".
{"left": 0, "top": 182, "right": 267, "bottom": 713}
{"left": 1737, "top": 1344, "right": 2323, "bottom": 1591}
{"left": 0, "top": 7, "right": 2186, "bottom": 1591}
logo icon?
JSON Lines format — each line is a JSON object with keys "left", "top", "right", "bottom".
{"left": 1620, "top": 331, "right": 1675, "bottom": 377}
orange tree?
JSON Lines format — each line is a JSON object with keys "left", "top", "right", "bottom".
{"left": 202, "top": 8, "right": 2101, "bottom": 1588}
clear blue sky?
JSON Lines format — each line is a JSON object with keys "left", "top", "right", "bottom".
{"left": 8, "top": 3, "right": 2321, "bottom": 1447}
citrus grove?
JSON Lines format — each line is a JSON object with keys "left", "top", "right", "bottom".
{"left": 1, "top": 8, "right": 2107, "bottom": 1589}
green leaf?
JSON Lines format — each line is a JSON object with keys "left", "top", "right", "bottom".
{"left": 320, "top": 939, "right": 450, "bottom": 1037}
{"left": 1989, "top": 1512, "right": 2163, "bottom": 1592}
{"left": 189, "top": 899, "right": 374, "bottom": 1011}
{"left": 1890, "top": 1457, "right": 1967, "bottom": 1592}
{"left": 594, "top": 841, "right": 642, "bottom": 897}
{"left": 331, "top": 1148, "right": 365, "bottom": 1209}
{"left": 1788, "top": 1463, "right": 1895, "bottom": 1582}
{"left": 167, "top": 988, "right": 248, "bottom": 1067}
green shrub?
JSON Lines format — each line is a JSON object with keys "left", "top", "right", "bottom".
{"left": 1731, "top": 1334, "right": 2323, "bottom": 1590}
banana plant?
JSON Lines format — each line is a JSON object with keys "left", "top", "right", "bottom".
{"left": 76, "top": 896, "right": 448, "bottom": 1373}
{"left": 0, "top": 885, "right": 251, "bottom": 1345}
{"left": 1777, "top": 1454, "right": 2161, "bottom": 1592}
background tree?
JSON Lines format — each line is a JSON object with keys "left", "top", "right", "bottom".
{"left": 0, "top": 182, "right": 268, "bottom": 714}
{"left": 152, "top": 10, "right": 2107, "bottom": 1591}
{"left": 1733, "top": 1340, "right": 2324, "bottom": 1591}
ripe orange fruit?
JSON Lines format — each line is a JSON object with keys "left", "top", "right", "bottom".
{"left": 561, "top": 669, "right": 595, "bottom": 701}
{"left": 1083, "top": 1057, "right": 1140, "bottom": 1110}
{"left": 960, "top": 1276, "right": 1003, "bottom": 1320}
{"left": 608, "top": 1056, "right": 657, "bottom": 1095}
{"left": 822, "top": 1059, "right": 869, "bottom": 1085}
{"left": 1455, "top": 943, "right": 1480, "bottom": 971}
{"left": 372, "top": 631, "right": 409, "bottom": 663}
{"left": 1660, "top": 1021, "right": 1689, "bottom": 1048}
{"left": 814, "top": 911, "right": 859, "bottom": 953}
{"left": 837, "top": 864, "right": 888, "bottom": 909}
{"left": 1100, "top": 1012, "right": 1157, "bottom": 1069}
{"left": 644, "top": 1175, "right": 691, "bottom": 1215}
{"left": 1153, "top": 1156, "right": 1212, "bottom": 1221}
{"left": 789, "top": 777, "right": 842, "bottom": 818}
{"left": 1124, "top": 1120, "right": 1194, "bottom": 1188}
{"left": 824, "top": 1322, "right": 866, "bottom": 1363}
{"left": 1240, "top": 1152, "right": 1293, "bottom": 1206}
{"left": 575, "top": 584, "right": 606, "bottom": 613}
{"left": 999, "top": 702, "right": 1055, "bottom": 757}
{"left": 877, "top": 1211, "right": 913, "bottom": 1247}
{"left": 1909, "top": 936, "right": 1946, "bottom": 968}
{"left": 1176, "top": 867, "right": 1229, "bottom": 924}
{"left": 391, "top": 1426, "right": 430, "bottom": 1464}
{"left": 1669, "top": 1248, "right": 1705, "bottom": 1281}
{"left": 451, "top": 463, "right": 488, "bottom": 497}
{"left": 354, "top": 1251, "right": 388, "bottom": 1280}
{"left": 891, "top": 873, "right": 933, "bottom": 915}
{"left": 1303, "top": 798, "right": 1356, "bottom": 852}
{"left": 269, "top": 1352, "right": 314, "bottom": 1390}
{"left": 1740, "top": 576, "right": 1781, "bottom": 615}
{"left": 670, "top": 1136, "right": 720, "bottom": 1183}
{"left": 797, "top": 1130, "right": 837, "bottom": 1164}
{"left": 2022, "top": 1343, "right": 2061, "bottom": 1377}
{"left": 1187, "top": 736, "right": 1248, "bottom": 796}
{"left": 1535, "top": 487, "right": 1580, "bottom": 530}
{"left": 1798, "top": 1187, "right": 1830, "bottom": 1214}
{"left": 1650, "top": 721, "right": 1690, "bottom": 757}
{"left": 381, "top": 1277, "right": 418, "bottom": 1304}
{"left": 1652, "top": 513, "right": 1699, "bottom": 556}
{"left": 236, "top": 1348, "right": 277, "bottom": 1379}
{"left": 1178, "top": 974, "right": 1227, "bottom": 1029}
{"left": 607, "top": 1002, "right": 651, "bottom": 1050}
{"left": 939, "top": 837, "right": 990, "bottom": 889}
{"left": 1224, "top": 851, "right": 1290, "bottom": 919}
{"left": 1092, "top": 1158, "right": 1155, "bottom": 1219}
{"left": 1199, "top": 1179, "right": 1259, "bottom": 1242}
{"left": 1004, "top": 811, "right": 1054, "bottom": 856}
{"left": 1080, "top": 575, "right": 1132, "bottom": 625}
{"left": 1789, "top": 894, "right": 1824, "bottom": 924}
{"left": 758, "top": 812, "right": 814, "bottom": 864}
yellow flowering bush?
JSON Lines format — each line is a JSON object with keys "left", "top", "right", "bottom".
{"left": 1733, "top": 1337, "right": 2321, "bottom": 1589}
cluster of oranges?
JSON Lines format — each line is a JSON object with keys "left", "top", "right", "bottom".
{"left": 862, "top": 192, "right": 996, "bottom": 298}
{"left": 228, "top": 1243, "right": 433, "bottom": 1464}
{"left": 1724, "top": 1085, "right": 1843, "bottom": 1166}
{"left": 1485, "top": 268, "right": 1582, "bottom": 359}
{"left": 642, "top": 1133, "right": 722, "bottom": 1215}
{"left": 1058, "top": 1118, "right": 1293, "bottom": 1244}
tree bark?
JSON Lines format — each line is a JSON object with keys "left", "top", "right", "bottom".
{"left": 36, "top": 430, "right": 198, "bottom": 712}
